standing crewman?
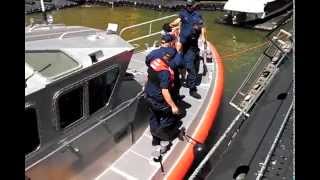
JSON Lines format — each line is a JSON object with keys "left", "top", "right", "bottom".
{"left": 144, "top": 47, "right": 182, "bottom": 154}
{"left": 170, "top": 0, "right": 207, "bottom": 99}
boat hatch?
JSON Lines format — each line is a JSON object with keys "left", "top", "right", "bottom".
{"left": 25, "top": 50, "right": 82, "bottom": 80}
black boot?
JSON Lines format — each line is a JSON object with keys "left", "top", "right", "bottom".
{"left": 190, "top": 90, "right": 201, "bottom": 99}
{"left": 152, "top": 137, "right": 160, "bottom": 146}
{"left": 176, "top": 94, "right": 185, "bottom": 102}
{"left": 178, "top": 127, "right": 186, "bottom": 141}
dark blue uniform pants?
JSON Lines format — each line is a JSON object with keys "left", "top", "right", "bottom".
{"left": 145, "top": 96, "right": 181, "bottom": 145}
{"left": 184, "top": 46, "right": 200, "bottom": 91}
{"left": 171, "top": 68, "right": 182, "bottom": 103}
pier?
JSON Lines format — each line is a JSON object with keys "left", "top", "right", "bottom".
{"left": 25, "top": 0, "right": 226, "bottom": 14}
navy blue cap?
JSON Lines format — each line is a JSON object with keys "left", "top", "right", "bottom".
{"left": 161, "top": 34, "right": 175, "bottom": 43}
{"left": 186, "top": 0, "right": 195, "bottom": 6}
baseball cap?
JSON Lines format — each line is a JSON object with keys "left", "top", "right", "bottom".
{"left": 186, "top": 0, "right": 195, "bottom": 6}
{"left": 161, "top": 34, "right": 174, "bottom": 43}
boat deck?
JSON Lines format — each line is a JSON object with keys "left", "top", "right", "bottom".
{"left": 96, "top": 49, "right": 218, "bottom": 179}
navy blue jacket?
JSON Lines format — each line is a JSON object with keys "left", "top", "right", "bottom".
{"left": 179, "top": 8, "right": 204, "bottom": 45}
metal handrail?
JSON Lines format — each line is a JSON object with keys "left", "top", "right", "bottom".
{"left": 127, "top": 31, "right": 162, "bottom": 43}
{"left": 58, "top": 29, "right": 97, "bottom": 39}
{"left": 256, "top": 102, "right": 293, "bottom": 180}
{"left": 119, "top": 14, "right": 178, "bottom": 43}
{"left": 27, "top": 24, "right": 65, "bottom": 32}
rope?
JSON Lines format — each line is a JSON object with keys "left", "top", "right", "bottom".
{"left": 216, "top": 32, "right": 291, "bottom": 60}
{"left": 218, "top": 41, "right": 269, "bottom": 60}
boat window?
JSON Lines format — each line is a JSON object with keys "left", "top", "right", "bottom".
{"left": 89, "top": 68, "right": 119, "bottom": 115}
{"left": 25, "top": 51, "right": 80, "bottom": 79}
{"left": 58, "top": 86, "right": 84, "bottom": 129}
{"left": 25, "top": 107, "right": 40, "bottom": 156}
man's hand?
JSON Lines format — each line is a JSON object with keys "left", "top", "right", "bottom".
{"left": 201, "top": 27, "right": 207, "bottom": 44}
{"left": 162, "top": 89, "right": 180, "bottom": 115}
{"left": 170, "top": 18, "right": 181, "bottom": 28}
{"left": 203, "top": 40, "right": 207, "bottom": 49}
{"left": 171, "top": 105, "right": 180, "bottom": 115}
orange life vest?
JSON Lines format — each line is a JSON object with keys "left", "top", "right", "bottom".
{"left": 149, "top": 58, "right": 174, "bottom": 87}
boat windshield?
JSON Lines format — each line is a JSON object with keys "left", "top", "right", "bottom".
{"left": 25, "top": 50, "right": 80, "bottom": 79}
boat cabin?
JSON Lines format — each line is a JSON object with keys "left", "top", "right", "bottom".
{"left": 25, "top": 25, "right": 144, "bottom": 179}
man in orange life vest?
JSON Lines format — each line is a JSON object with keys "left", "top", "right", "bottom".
{"left": 144, "top": 46, "right": 183, "bottom": 151}
{"left": 146, "top": 34, "right": 184, "bottom": 103}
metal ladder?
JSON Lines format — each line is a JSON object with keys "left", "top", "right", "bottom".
{"left": 229, "top": 29, "right": 293, "bottom": 117}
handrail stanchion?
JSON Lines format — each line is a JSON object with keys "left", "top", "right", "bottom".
{"left": 149, "top": 23, "right": 152, "bottom": 35}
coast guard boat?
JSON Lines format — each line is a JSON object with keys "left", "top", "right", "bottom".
{"left": 25, "top": 13, "right": 224, "bottom": 180}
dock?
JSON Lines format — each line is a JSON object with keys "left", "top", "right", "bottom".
{"left": 25, "top": 0, "right": 227, "bottom": 14}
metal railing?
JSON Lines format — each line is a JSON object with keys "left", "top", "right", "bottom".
{"left": 26, "top": 23, "right": 65, "bottom": 32}
{"left": 58, "top": 29, "right": 98, "bottom": 39}
{"left": 119, "top": 14, "right": 178, "bottom": 43}
{"left": 256, "top": 102, "right": 293, "bottom": 180}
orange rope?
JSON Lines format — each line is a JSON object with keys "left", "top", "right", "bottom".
{"left": 216, "top": 32, "right": 290, "bottom": 60}
{"left": 217, "top": 41, "right": 269, "bottom": 60}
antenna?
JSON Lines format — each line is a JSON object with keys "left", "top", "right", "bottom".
{"left": 40, "top": 0, "right": 48, "bottom": 24}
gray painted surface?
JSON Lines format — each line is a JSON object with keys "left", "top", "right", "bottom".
{"left": 206, "top": 52, "right": 293, "bottom": 180}
{"left": 113, "top": 150, "right": 158, "bottom": 179}
{"left": 96, "top": 169, "right": 128, "bottom": 180}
